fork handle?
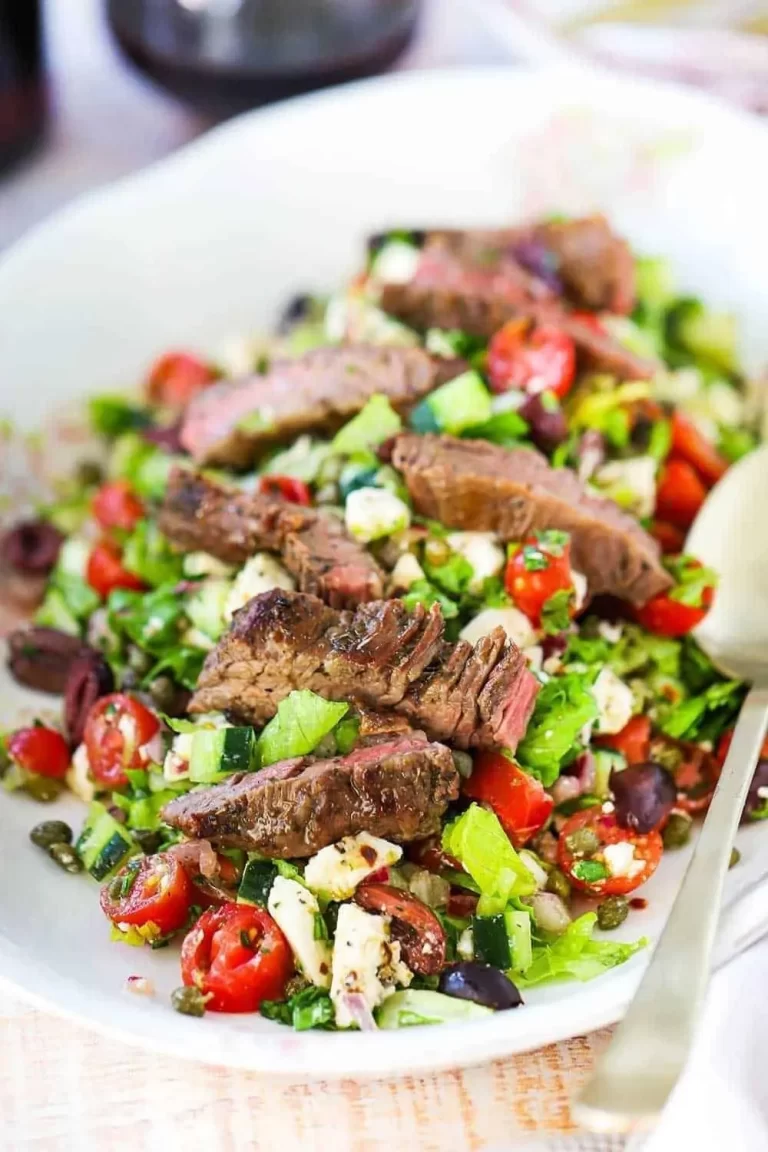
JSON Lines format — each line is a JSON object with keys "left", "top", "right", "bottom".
{"left": 573, "top": 684, "right": 768, "bottom": 1134}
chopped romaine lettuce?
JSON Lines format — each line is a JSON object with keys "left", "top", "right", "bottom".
{"left": 377, "top": 989, "right": 492, "bottom": 1029}
{"left": 257, "top": 691, "right": 349, "bottom": 767}
{"left": 516, "top": 674, "right": 598, "bottom": 787}
{"left": 463, "top": 408, "right": 529, "bottom": 446}
{"left": 333, "top": 713, "right": 360, "bottom": 756}
{"left": 122, "top": 520, "right": 183, "bottom": 587}
{"left": 261, "top": 986, "right": 336, "bottom": 1031}
{"left": 442, "top": 803, "right": 536, "bottom": 915}
{"left": 666, "top": 297, "right": 737, "bottom": 375}
{"left": 143, "top": 647, "right": 206, "bottom": 691}
{"left": 658, "top": 679, "right": 744, "bottom": 742}
{"left": 261, "top": 436, "right": 335, "bottom": 484}
{"left": 332, "top": 394, "right": 402, "bottom": 457}
{"left": 108, "top": 586, "right": 185, "bottom": 655}
{"left": 514, "top": 912, "right": 646, "bottom": 986}
{"left": 89, "top": 394, "right": 150, "bottom": 438}
{"left": 401, "top": 579, "right": 459, "bottom": 621}
{"left": 541, "top": 588, "right": 574, "bottom": 636}
{"left": 422, "top": 552, "right": 473, "bottom": 599}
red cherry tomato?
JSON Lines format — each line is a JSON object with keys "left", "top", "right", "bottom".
{"left": 557, "top": 808, "right": 663, "bottom": 897}
{"left": 504, "top": 532, "right": 575, "bottom": 627}
{"left": 180, "top": 903, "right": 293, "bottom": 1013}
{"left": 670, "top": 411, "right": 728, "bottom": 487}
{"left": 655, "top": 458, "right": 707, "bottom": 531}
{"left": 100, "top": 853, "right": 194, "bottom": 936}
{"left": 462, "top": 752, "right": 554, "bottom": 847}
{"left": 7, "top": 726, "right": 70, "bottom": 779}
{"left": 595, "top": 714, "right": 651, "bottom": 765}
{"left": 447, "top": 889, "right": 479, "bottom": 919}
{"left": 355, "top": 883, "right": 446, "bottom": 975}
{"left": 259, "top": 475, "right": 312, "bottom": 506}
{"left": 146, "top": 351, "right": 218, "bottom": 408}
{"left": 650, "top": 520, "right": 686, "bottom": 555}
{"left": 84, "top": 693, "right": 160, "bottom": 789}
{"left": 86, "top": 540, "right": 146, "bottom": 599}
{"left": 487, "top": 320, "right": 576, "bottom": 399}
{"left": 92, "top": 481, "right": 145, "bottom": 534}
{"left": 569, "top": 311, "right": 606, "bottom": 334}
{"left": 635, "top": 585, "right": 714, "bottom": 639}
{"left": 716, "top": 729, "right": 768, "bottom": 769}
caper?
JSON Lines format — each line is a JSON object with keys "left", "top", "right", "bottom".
{"left": 134, "top": 829, "right": 164, "bottom": 855}
{"left": 24, "top": 775, "right": 64, "bottom": 803}
{"left": 662, "top": 811, "right": 692, "bottom": 850}
{"left": 545, "top": 868, "right": 571, "bottom": 901}
{"left": 149, "top": 675, "right": 177, "bottom": 711}
{"left": 30, "top": 820, "right": 73, "bottom": 849}
{"left": 171, "top": 986, "right": 207, "bottom": 1017}
{"left": 424, "top": 538, "right": 451, "bottom": 567}
{"left": 564, "top": 827, "right": 601, "bottom": 857}
{"left": 127, "top": 646, "right": 153, "bottom": 676}
{"left": 729, "top": 846, "right": 741, "bottom": 869}
{"left": 596, "top": 895, "right": 629, "bottom": 931}
{"left": 47, "top": 842, "right": 83, "bottom": 874}
{"left": 75, "top": 460, "right": 105, "bottom": 487}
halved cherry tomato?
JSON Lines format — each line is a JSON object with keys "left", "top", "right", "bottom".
{"left": 146, "top": 351, "right": 217, "bottom": 408}
{"left": 84, "top": 693, "right": 160, "bottom": 789}
{"left": 655, "top": 458, "right": 707, "bottom": 531}
{"left": 92, "top": 481, "right": 145, "bottom": 534}
{"left": 650, "top": 520, "right": 686, "bottom": 555}
{"left": 670, "top": 411, "right": 728, "bottom": 487}
{"left": 355, "top": 883, "right": 446, "bottom": 975}
{"left": 7, "top": 726, "right": 70, "bottom": 779}
{"left": 86, "top": 540, "right": 146, "bottom": 599}
{"left": 557, "top": 808, "right": 663, "bottom": 897}
{"left": 652, "top": 734, "right": 721, "bottom": 814}
{"left": 100, "top": 853, "right": 193, "bottom": 935}
{"left": 636, "top": 585, "right": 714, "bottom": 639}
{"left": 462, "top": 752, "right": 553, "bottom": 847}
{"left": 259, "top": 475, "right": 312, "bottom": 506}
{"left": 504, "top": 531, "right": 575, "bottom": 627}
{"left": 487, "top": 320, "right": 576, "bottom": 399}
{"left": 716, "top": 729, "right": 768, "bottom": 769}
{"left": 595, "top": 714, "right": 651, "bottom": 765}
{"left": 180, "top": 902, "right": 292, "bottom": 1013}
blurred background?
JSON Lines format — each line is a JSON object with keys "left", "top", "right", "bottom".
{"left": 2, "top": 0, "right": 768, "bottom": 249}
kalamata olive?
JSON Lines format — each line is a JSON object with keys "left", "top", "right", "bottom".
{"left": 276, "top": 293, "right": 314, "bottom": 334}
{"left": 75, "top": 460, "right": 105, "bottom": 487}
{"left": 7, "top": 627, "right": 88, "bottom": 694}
{"left": 438, "top": 962, "right": 523, "bottom": 1011}
{"left": 376, "top": 436, "right": 396, "bottom": 465}
{"left": 540, "top": 631, "right": 569, "bottom": 663}
{"left": 1, "top": 520, "right": 63, "bottom": 575}
{"left": 64, "top": 651, "right": 115, "bottom": 746}
{"left": 354, "top": 882, "right": 446, "bottom": 975}
{"left": 611, "top": 761, "right": 677, "bottom": 834}
{"left": 143, "top": 421, "right": 184, "bottom": 454}
{"left": 576, "top": 429, "right": 606, "bottom": 482}
{"left": 518, "top": 393, "right": 569, "bottom": 454}
{"left": 743, "top": 759, "right": 768, "bottom": 822}
{"left": 510, "top": 238, "right": 563, "bottom": 294}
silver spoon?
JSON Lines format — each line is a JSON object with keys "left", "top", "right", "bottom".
{"left": 573, "top": 443, "right": 768, "bottom": 1133}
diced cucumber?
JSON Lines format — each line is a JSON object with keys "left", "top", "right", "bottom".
{"left": 425, "top": 370, "right": 492, "bottom": 435}
{"left": 593, "top": 748, "right": 625, "bottom": 799}
{"left": 377, "top": 990, "right": 492, "bottom": 1029}
{"left": 75, "top": 801, "right": 138, "bottom": 881}
{"left": 238, "top": 859, "right": 279, "bottom": 907}
{"left": 186, "top": 579, "right": 231, "bottom": 641}
{"left": 332, "top": 394, "right": 402, "bottom": 456}
{"left": 188, "top": 727, "right": 258, "bottom": 783}
{"left": 57, "top": 538, "right": 90, "bottom": 580}
{"left": 472, "top": 914, "right": 512, "bottom": 969}
{"left": 35, "top": 588, "right": 80, "bottom": 636}
{"left": 505, "top": 908, "right": 533, "bottom": 974}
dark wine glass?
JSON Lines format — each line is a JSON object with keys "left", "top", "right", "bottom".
{"left": 0, "top": 0, "right": 47, "bottom": 174}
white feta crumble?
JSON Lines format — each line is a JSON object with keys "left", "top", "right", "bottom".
{"left": 388, "top": 551, "right": 425, "bottom": 592}
{"left": 445, "top": 532, "right": 505, "bottom": 593}
{"left": 602, "top": 841, "right": 645, "bottom": 880}
{"left": 460, "top": 606, "right": 536, "bottom": 649}
{"left": 457, "top": 928, "right": 475, "bottom": 962}
{"left": 267, "top": 876, "right": 332, "bottom": 989}
{"left": 524, "top": 644, "right": 544, "bottom": 673}
{"left": 182, "top": 552, "right": 235, "bottom": 579}
{"left": 592, "top": 667, "right": 635, "bottom": 736}
{"left": 757, "top": 786, "right": 768, "bottom": 801}
{"left": 571, "top": 569, "right": 588, "bottom": 611}
{"left": 163, "top": 732, "right": 194, "bottom": 782}
{"left": 597, "top": 620, "right": 624, "bottom": 644}
{"left": 345, "top": 487, "right": 410, "bottom": 542}
{"left": 304, "top": 833, "right": 402, "bottom": 901}
{"left": 66, "top": 743, "right": 95, "bottom": 804}
{"left": 370, "top": 240, "right": 421, "bottom": 285}
{"left": 224, "top": 553, "right": 295, "bottom": 620}
{"left": 124, "top": 975, "right": 155, "bottom": 997}
{"left": 519, "top": 850, "right": 548, "bottom": 891}
{"left": 330, "top": 904, "right": 410, "bottom": 1029}
{"left": 594, "top": 455, "right": 657, "bottom": 519}
{"left": 182, "top": 626, "right": 215, "bottom": 651}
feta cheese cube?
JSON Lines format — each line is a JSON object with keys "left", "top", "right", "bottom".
{"left": 330, "top": 904, "right": 410, "bottom": 1029}
{"left": 224, "top": 553, "right": 295, "bottom": 620}
{"left": 304, "top": 833, "right": 402, "bottom": 901}
{"left": 267, "top": 876, "right": 332, "bottom": 989}
{"left": 388, "top": 552, "right": 425, "bottom": 592}
{"left": 445, "top": 532, "right": 505, "bottom": 593}
{"left": 183, "top": 552, "right": 235, "bottom": 579}
{"left": 66, "top": 743, "right": 95, "bottom": 804}
{"left": 571, "top": 569, "right": 588, "bottom": 611}
{"left": 597, "top": 620, "right": 624, "bottom": 644}
{"left": 345, "top": 487, "right": 410, "bottom": 543}
{"left": 602, "top": 841, "right": 645, "bottom": 880}
{"left": 594, "top": 456, "right": 657, "bottom": 519}
{"left": 370, "top": 241, "right": 421, "bottom": 285}
{"left": 460, "top": 606, "right": 536, "bottom": 650}
{"left": 592, "top": 667, "right": 635, "bottom": 736}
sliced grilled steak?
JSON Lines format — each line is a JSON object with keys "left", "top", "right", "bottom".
{"left": 190, "top": 589, "right": 539, "bottom": 751}
{"left": 392, "top": 433, "right": 671, "bottom": 605}
{"left": 158, "top": 469, "right": 383, "bottom": 609}
{"left": 531, "top": 215, "right": 636, "bottom": 315}
{"left": 161, "top": 735, "right": 459, "bottom": 857}
{"left": 180, "top": 345, "right": 440, "bottom": 468}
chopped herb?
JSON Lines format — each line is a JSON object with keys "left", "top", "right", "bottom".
{"left": 572, "top": 860, "right": 609, "bottom": 884}
{"left": 541, "top": 588, "right": 574, "bottom": 635}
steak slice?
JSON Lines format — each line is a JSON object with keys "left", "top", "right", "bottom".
{"left": 158, "top": 469, "right": 383, "bottom": 609}
{"left": 391, "top": 433, "right": 671, "bottom": 605}
{"left": 531, "top": 215, "right": 636, "bottom": 315}
{"left": 161, "top": 735, "right": 459, "bottom": 857}
{"left": 190, "top": 589, "right": 539, "bottom": 751}
{"left": 180, "top": 345, "right": 440, "bottom": 468}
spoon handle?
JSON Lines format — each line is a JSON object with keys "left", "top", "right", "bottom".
{"left": 573, "top": 683, "right": 768, "bottom": 1134}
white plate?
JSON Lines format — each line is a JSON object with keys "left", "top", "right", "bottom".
{"left": 0, "top": 67, "right": 767, "bottom": 1078}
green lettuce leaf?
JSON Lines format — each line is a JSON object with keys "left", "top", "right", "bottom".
{"left": 122, "top": 520, "right": 184, "bottom": 588}
{"left": 516, "top": 674, "right": 598, "bottom": 787}
{"left": 108, "top": 585, "right": 185, "bottom": 655}
{"left": 401, "top": 579, "right": 459, "bottom": 620}
{"left": 258, "top": 691, "right": 349, "bottom": 767}
{"left": 143, "top": 647, "right": 206, "bottom": 691}
{"left": 332, "top": 394, "right": 402, "bottom": 456}
{"left": 658, "top": 679, "right": 744, "bottom": 742}
{"left": 441, "top": 803, "right": 536, "bottom": 915}
{"left": 89, "top": 394, "right": 150, "bottom": 438}
{"left": 423, "top": 552, "right": 473, "bottom": 599}
{"left": 514, "top": 913, "right": 647, "bottom": 987}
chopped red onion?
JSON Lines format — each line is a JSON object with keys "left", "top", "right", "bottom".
{"left": 341, "top": 993, "right": 378, "bottom": 1032}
